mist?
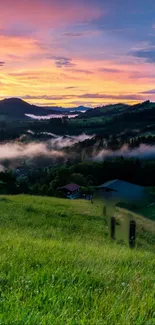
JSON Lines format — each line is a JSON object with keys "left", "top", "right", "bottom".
{"left": 0, "top": 164, "right": 6, "bottom": 172}
{"left": 25, "top": 114, "right": 78, "bottom": 120}
{"left": 27, "top": 131, "right": 95, "bottom": 149}
{"left": 0, "top": 142, "right": 65, "bottom": 161}
{"left": 49, "top": 133, "right": 95, "bottom": 149}
{"left": 94, "top": 144, "right": 155, "bottom": 160}
{"left": 1, "top": 140, "right": 155, "bottom": 171}
{"left": 0, "top": 133, "right": 95, "bottom": 168}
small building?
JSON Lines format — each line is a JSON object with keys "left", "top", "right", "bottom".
{"left": 58, "top": 183, "right": 80, "bottom": 199}
{"left": 97, "top": 179, "right": 148, "bottom": 206}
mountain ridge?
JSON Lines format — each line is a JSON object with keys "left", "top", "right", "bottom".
{"left": 0, "top": 97, "right": 153, "bottom": 120}
{"left": 0, "top": 98, "right": 92, "bottom": 119}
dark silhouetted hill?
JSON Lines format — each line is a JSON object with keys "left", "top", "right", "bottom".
{"left": 0, "top": 98, "right": 91, "bottom": 119}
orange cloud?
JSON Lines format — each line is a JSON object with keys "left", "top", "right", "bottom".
{"left": 0, "top": 35, "right": 40, "bottom": 57}
{"left": 2, "top": 57, "right": 155, "bottom": 107}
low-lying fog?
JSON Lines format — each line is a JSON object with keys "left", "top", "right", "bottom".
{"left": 1, "top": 133, "right": 155, "bottom": 169}
{"left": 25, "top": 114, "right": 78, "bottom": 120}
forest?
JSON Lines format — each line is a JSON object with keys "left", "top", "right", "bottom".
{"left": 1, "top": 158, "right": 155, "bottom": 197}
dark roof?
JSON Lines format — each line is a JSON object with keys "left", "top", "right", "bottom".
{"left": 59, "top": 183, "right": 80, "bottom": 192}
{"left": 98, "top": 179, "right": 144, "bottom": 191}
{"left": 98, "top": 179, "right": 148, "bottom": 202}
{"left": 97, "top": 179, "right": 148, "bottom": 204}
{"left": 99, "top": 179, "right": 118, "bottom": 188}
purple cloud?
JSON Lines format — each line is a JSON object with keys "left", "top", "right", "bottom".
{"left": 62, "top": 32, "right": 84, "bottom": 37}
{"left": 0, "top": 25, "right": 34, "bottom": 38}
{"left": 140, "top": 89, "right": 155, "bottom": 94}
{"left": 77, "top": 93, "right": 143, "bottom": 100}
{"left": 14, "top": 92, "right": 144, "bottom": 102}
{"left": 99, "top": 68, "right": 123, "bottom": 73}
{"left": 129, "top": 71, "right": 155, "bottom": 79}
{"left": 21, "top": 95, "right": 66, "bottom": 100}
{"left": 130, "top": 48, "right": 155, "bottom": 63}
{"left": 50, "top": 56, "right": 75, "bottom": 68}
{"left": 70, "top": 69, "right": 93, "bottom": 74}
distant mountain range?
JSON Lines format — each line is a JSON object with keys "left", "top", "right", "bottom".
{"left": 0, "top": 98, "right": 154, "bottom": 121}
{"left": 0, "top": 98, "right": 92, "bottom": 120}
{"left": 44, "top": 105, "right": 91, "bottom": 113}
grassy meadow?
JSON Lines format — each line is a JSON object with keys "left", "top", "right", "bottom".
{"left": 1, "top": 195, "right": 155, "bottom": 324}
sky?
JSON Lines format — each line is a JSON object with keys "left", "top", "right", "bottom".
{"left": 1, "top": 0, "right": 155, "bottom": 107}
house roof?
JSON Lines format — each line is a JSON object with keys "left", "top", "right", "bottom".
{"left": 97, "top": 179, "right": 147, "bottom": 204}
{"left": 98, "top": 179, "right": 144, "bottom": 192}
{"left": 99, "top": 179, "right": 118, "bottom": 189}
{"left": 60, "top": 183, "right": 80, "bottom": 192}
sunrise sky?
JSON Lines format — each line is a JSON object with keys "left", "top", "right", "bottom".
{"left": 1, "top": 0, "right": 155, "bottom": 107}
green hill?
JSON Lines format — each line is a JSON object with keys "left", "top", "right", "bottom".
{"left": 1, "top": 195, "right": 155, "bottom": 324}
{"left": 69, "top": 100, "right": 155, "bottom": 136}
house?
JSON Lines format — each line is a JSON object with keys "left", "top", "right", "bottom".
{"left": 58, "top": 183, "right": 80, "bottom": 199}
{"left": 96, "top": 179, "right": 148, "bottom": 206}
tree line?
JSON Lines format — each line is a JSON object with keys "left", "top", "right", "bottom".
{"left": 1, "top": 158, "right": 155, "bottom": 197}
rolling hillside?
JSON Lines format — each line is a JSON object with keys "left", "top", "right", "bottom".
{"left": 77, "top": 100, "right": 153, "bottom": 119}
{"left": 1, "top": 195, "right": 155, "bottom": 324}
{"left": 0, "top": 98, "right": 91, "bottom": 120}
{"left": 68, "top": 100, "right": 155, "bottom": 137}
{"left": 0, "top": 98, "right": 49, "bottom": 118}
{"left": 1, "top": 98, "right": 155, "bottom": 140}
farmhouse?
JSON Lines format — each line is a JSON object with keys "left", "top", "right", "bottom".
{"left": 97, "top": 179, "right": 148, "bottom": 205}
{"left": 58, "top": 183, "right": 80, "bottom": 199}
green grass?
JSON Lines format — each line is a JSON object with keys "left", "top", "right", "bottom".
{"left": 119, "top": 198, "right": 155, "bottom": 221}
{"left": 1, "top": 196, "right": 155, "bottom": 324}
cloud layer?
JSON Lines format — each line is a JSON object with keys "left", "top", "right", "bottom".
{"left": 1, "top": 0, "right": 155, "bottom": 106}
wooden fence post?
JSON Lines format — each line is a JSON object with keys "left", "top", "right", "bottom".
{"left": 110, "top": 217, "right": 116, "bottom": 240}
{"left": 129, "top": 220, "right": 136, "bottom": 248}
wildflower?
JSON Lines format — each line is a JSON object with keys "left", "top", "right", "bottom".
{"left": 121, "top": 282, "right": 126, "bottom": 287}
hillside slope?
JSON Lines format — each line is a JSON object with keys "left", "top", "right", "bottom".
{"left": 0, "top": 98, "right": 91, "bottom": 120}
{"left": 0, "top": 98, "right": 71, "bottom": 120}
{"left": 68, "top": 100, "right": 155, "bottom": 136}
{"left": 1, "top": 196, "right": 155, "bottom": 324}
{"left": 0, "top": 98, "right": 50, "bottom": 118}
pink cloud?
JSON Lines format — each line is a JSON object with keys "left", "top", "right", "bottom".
{"left": 0, "top": 1, "right": 103, "bottom": 29}
{"left": 0, "top": 35, "right": 40, "bottom": 57}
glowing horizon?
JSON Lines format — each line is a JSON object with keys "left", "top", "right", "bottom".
{"left": 1, "top": 0, "right": 155, "bottom": 108}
